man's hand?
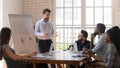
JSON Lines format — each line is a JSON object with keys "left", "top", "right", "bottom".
{"left": 41, "top": 33, "right": 48, "bottom": 38}
{"left": 53, "top": 32, "right": 58, "bottom": 38}
{"left": 29, "top": 51, "right": 38, "bottom": 57}
{"left": 91, "top": 33, "right": 97, "bottom": 41}
{"left": 82, "top": 48, "right": 87, "bottom": 54}
{"left": 90, "top": 32, "right": 97, "bottom": 49}
{"left": 86, "top": 49, "right": 94, "bottom": 57}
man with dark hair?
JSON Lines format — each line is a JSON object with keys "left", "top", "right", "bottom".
{"left": 81, "top": 30, "right": 88, "bottom": 38}
{"left": 96, "top": 23, "right": 106, "bottom": 34}
{"left": 42, "top": 8, "right": 51, "bottom": 14}
{"left": 69, "top": 30, "right": 90, "bottom": 68}
{"left": 35, "top": 8, "right": 54, "bottom": 53}
{"left": 70, "top": 30, "right": 90, "bottom": 51}
{"left": 90, "top": 23, "right": 107, "bottom": 58}
{"left": 77, "top": 23, "right": 107, "bottom": 68}
{"left": 35, "top": 8, "right": 56, "bottom": 68}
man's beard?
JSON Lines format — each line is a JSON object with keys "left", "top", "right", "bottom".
{"left": 44, "top": 18, "right": 49, "bottom": 22}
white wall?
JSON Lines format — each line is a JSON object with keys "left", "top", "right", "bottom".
{"left": 1, "top": 1, "right": 23, "bottom": 68}
{"left": 113, "top": 0, "right": 120, "bottom": 26}
{"left": 0, "top": 0, "right": 3, "bottom": 29}
{"left": 2, "top": 0, "right": 23, "bottom": 27}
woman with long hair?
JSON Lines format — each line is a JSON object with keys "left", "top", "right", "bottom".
{"left": 109, "top": 26, "right": 120, "bottom": 68}
{"left": 85, "top": 26, "right": 120, "bottom": 68}
{"left": 0, "top": 27, "right": 37, "bottom": 68}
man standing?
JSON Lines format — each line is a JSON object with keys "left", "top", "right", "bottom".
{"left": 35, "top": 8, "right": 56, "bottom": 68}
{"left": 35, "top": 8, "right": 54, "bottom": 53}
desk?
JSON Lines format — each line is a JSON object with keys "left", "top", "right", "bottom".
{"left": 22, "top": 51, "right": 88, "bottom": 68}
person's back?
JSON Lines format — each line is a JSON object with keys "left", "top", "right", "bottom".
{"left": 0, "top": 27, "right": 37, "bottom": 68}
{"left": 113, "top": 54, "right": 120, "bottom": 68}
{"left": 102, "top": 44, "right": 117, "bottom": 68}
{"left": 2, "top": 44, "right": 26, "bottom": 68}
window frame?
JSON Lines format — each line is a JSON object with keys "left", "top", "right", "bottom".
{"left": 54, "top": 0, "right": 113, "bottom": 50}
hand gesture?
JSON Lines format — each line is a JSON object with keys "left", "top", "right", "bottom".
{"left": 91, "top": 33, "right": 97, "bottom": 41}
{"left": 41, "top": 33, "right": 48, "bottom": 38}
{"left": 29, "top": 51, "right": 38, "bottom": 57}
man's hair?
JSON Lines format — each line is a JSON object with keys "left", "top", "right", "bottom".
{"left": 97, "top": 23, "right": 106, "bottom": 33}
{"left": 81, "top": 30, "right": 88, "bottom": 38}
{"left": 42, "top": 8, "right": 51, "bottom": 14}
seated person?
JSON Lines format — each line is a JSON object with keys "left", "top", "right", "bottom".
{"left": 80, "top": 23, "right": 107, "bottom": 68}
{"left": 69, "top": 30, "right": 90, "bottom": 68}
{"left": 69, "top": 30, "right": 90, "bottom": 52}
{"left": 0, "top": 27, "right": 48, "bottom": 68}
{"left": 90, "top": 23, "right": 107, "bottom": 57}
{"left": 0, "top": 27, "right": 37, "bottom": 68}
{"left": 85, "top": 26, "right": 120, "bottom": 68}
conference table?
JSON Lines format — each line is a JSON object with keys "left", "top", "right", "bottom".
{"left": 22, "top": 50, "right": 89, "bottom": 68}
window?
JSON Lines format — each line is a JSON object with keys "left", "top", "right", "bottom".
{"left": 55, "top": 0, "right": 112, "bottom": 50}
{"left": 86, "top": 0, "right": 112, "bottom": 38}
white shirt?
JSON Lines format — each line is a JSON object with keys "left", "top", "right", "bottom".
{"left": 34, "top": 19, "right": 54, "bottom": 40}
